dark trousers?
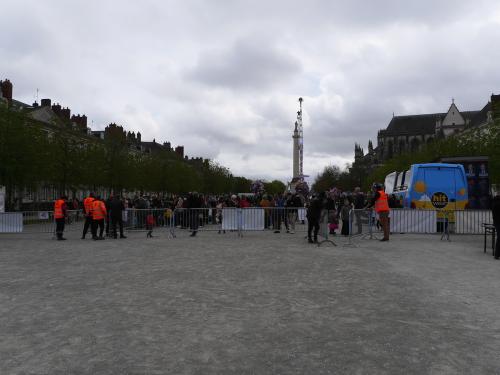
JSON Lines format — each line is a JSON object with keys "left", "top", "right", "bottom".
{"left": 55, "top": 218, "right": 65, "bottom": 239}
{"left": 273, "top": 210, "right": 287, "bottom": 231}
{"left": 190, "top": 209, "right": 199, "bottom": 232}
{"left": 308, "top": 219, "right": 320, "bottom": 240}
{"left": 82, "top": 215, "right": 92, "bottom": 238}
{"left": 495, "top": 223, "right": 500, "bottom": 258}
{"left": 92, "top": 219, "right": 105, "bottom": 238}
{"left": 341, "top": 219, "right": 350, "bottom": 235}
{"left": 354, "top": 211, "right": 363, "bottom": 234}
{"left": 264, "top": 212, "right": 271, "bottom": 229}
{"left": 111, "top": 216, "right": 124, "bottom": 238}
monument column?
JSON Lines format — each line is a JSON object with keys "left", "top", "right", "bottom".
{"left": 292, "top": 121, "right": 300, "bottom": 179}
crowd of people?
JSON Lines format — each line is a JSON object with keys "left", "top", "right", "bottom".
{"left": 52, "top": 185, "right": 500, "bottom": 263}
{"left": 52, "top": 185, "right": 394, "bottom": 243}
{"left": 304, "top": 184, "right": 390, "bottom": 243}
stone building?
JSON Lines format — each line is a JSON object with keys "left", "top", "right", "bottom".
{"left": 374, "top": 95, "right": 496, "bottom": 163}
{"left": 1, "top": 78, "right": 203, "bottom": 205}
{"left": 378, "top": 101, "right": 471, "bottom": 161}
{"left": 1, "top": 78, "right": 188, "bottom": 159}
{"left": 350, "top": 94, "right": 498, "bottom": 181}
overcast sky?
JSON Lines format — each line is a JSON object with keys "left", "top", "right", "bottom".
{"left": 1, "top": 0, "right": 500, "bottom": 183}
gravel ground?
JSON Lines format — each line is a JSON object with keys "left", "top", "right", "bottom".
{"left": 0, "top": 229, "right": 499, "bottom": 374}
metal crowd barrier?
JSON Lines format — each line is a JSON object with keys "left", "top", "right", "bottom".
{"left": 122, "top": 208, "right": 173, "bottom": 231}
{"left": 0, "top": 208, "right": 494, "bottom": 239}
{"left": 345, "top": 208, "right": 494, "bottom": 242}
{"left": 171, "top": 207, "right": 240, "bottom": 236}
{"left": 170, "top": 207, "right": 311, "bottom": 236}
{"left": 454, "top": 209, "right": 493, "bottom": 234}
{"left": 0, "top": 210, "right": 83, "bottom": 234}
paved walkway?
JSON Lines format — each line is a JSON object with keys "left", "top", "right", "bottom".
{"left": 0, "top": 230, "right": 499, "bottom": 374}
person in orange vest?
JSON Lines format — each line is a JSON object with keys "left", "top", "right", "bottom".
{"left": 54, "top": 194, "right": 68, "bottom": 240}
{"left": 81, "top": 192, "right": 95, "bottom": 239}
{"left": 369, "top": 183, "right": 390, "bottom": 241}
{"left": 91, "top": 196, "right": 107, "bottom": 240}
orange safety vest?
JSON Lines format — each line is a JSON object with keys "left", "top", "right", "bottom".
{"left": 54, "top": 199, "right": 65, "bottom": 219}
{"left": 375, "top": 190, "right": 389, "bottom": 213}
{"left": 84, "top": 197, "right": 95, "bottom": 216}
{"left": 92, "top": 200, "right": 107, "bottom": 220}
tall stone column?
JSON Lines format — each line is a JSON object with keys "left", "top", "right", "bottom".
{"left": 292, "top": 122, "right": 299, "bottom": 179}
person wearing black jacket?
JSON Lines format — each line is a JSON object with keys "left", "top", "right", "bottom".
{"left": 109, "top": 195, "right": 127, "bottom": 239}
{"left": 307, "top": 193, "right": 324, "bottom": 243}
{"left": 286, "top": 192, "right": 302, "bottom": 234}
{"left": 492, "top": 192, "right": 500, "bottom": 259}
{"left": 186, "top": 192, "right": 203, "bottom": 236}
{"left": 353, "top": 187, "right": 365, "bottom": 234}
{"left": 105, "top": 195, "right": 113, "bottom": 237}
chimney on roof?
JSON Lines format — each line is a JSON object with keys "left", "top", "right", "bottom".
{"left": 81, "top": 114, "right": 87, "bottom": 127}
{"left": 41, "top": 98, "right": 51, "bottom": 107}
{"left": 71, "top": 114, "right": 87, "bottom": 128}
{"left": 60, "top": 107, "right": 71, "bottom": 120}
{"left": 0, "top": 79, "right": 13, "bottom": 103}
{"left": 175, "top": 146, "right": 184, "bottom": 158}
{"left": 52, "top": 103, "right": 62, "bottom": 117}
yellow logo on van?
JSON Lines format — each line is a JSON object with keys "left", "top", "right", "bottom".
{"left": 431, "top": 192, "right": 448, "bottom": 209}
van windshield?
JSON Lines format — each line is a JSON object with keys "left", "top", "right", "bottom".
{"left": 395, "top": 172, "right": 403, "bottom": 191}
{"left": 401, "top": 170, "right": 411, "bottom": 191}
{"left": 384, "top": 172, "right": 397, "bottom": 194}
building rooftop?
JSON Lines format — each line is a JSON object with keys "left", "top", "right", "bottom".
{"left": 380, "top": 110, "right": 480, "bottom": 136}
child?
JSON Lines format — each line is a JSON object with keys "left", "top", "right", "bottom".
{"left": 146, "top": 212, "right": 155, "bottom": 238}
{"left": 164, "top": 207, "right": 173, "bottom": 227}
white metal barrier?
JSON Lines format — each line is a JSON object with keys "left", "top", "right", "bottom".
{"left": 0, "top": 208, "right": 494, "bottom": 237}
{"left": 0, "top": 210, "right": 83, "bottom": 233}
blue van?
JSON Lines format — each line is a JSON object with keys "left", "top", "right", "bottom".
{"left": 384, "top": 163, "right": 468, "bottom": 210}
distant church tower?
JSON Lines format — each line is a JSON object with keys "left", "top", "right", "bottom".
{"left": 292, "top": 97, "right": 303, "bottom": 179}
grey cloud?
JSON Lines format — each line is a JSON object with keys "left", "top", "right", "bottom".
{"left": 1, "top": 0, "right": 500, "bottom": 182}
{"left": 184, "top": 0, "right": 492, "bottom": 35}
{"left": 186, "top": 38, "right": 302, "bottom": 90}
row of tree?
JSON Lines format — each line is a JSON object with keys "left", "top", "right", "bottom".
{"left": 311, "top": 164, "right": 357, "bottom": 193}
{"left": 0, "top": 107, "right": 286, "bottom": 208}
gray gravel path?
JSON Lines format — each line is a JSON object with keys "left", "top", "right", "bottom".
{"left": 0, "top": 230, "right": 499, "bottom": 374}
